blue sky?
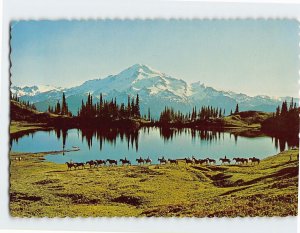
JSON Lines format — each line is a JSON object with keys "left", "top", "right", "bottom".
{"left": 11, "top": 20, "right": 299, "bottom": 97}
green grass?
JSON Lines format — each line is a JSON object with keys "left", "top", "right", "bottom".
{"left": 9, "top": 149, "right": 298, "bottom": 217}
{"left": 223, "top": 111, "right": 272, "bottom": 128}
{"left": 10, "top": 121, "right": 51, "bottom": 135}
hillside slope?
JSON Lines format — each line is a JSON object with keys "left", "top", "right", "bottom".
{"left": 10, "top": 100, "right": 75, "bottom": 136}
{"left": 10, "top": 149, "right": 298, "bottom": 217}
{"left": 10, "top": 100, "right": 62, "bottom": 122}
{"left": 223, "top": 111, "right": 272, "bottom": 128}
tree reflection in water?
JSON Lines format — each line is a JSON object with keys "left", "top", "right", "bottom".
{"left": 159, "top": 127, "right": 224, "bottom": 143}
{"left": 10, "top": 127, "right": 298, "bottom": 153}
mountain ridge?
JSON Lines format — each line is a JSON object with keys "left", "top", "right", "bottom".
{"left": 11, "top": 64, "right": 298, "bottom": 117}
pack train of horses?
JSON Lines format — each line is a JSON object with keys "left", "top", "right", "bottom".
{"left": 65, "top": 155, "right": 261, "bottom": 170}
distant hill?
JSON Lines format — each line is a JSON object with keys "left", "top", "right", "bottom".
{"left": 11, "top": 64, "right": 298, "bottom": 117}
{"left": 11, "top": 100, "right": 52, "bottom": 122}
{"left": 223, "top": 111, "right": 273, "bottom": 128}
{"left": 10, "top": 100, "right": 70, "bottom": 123}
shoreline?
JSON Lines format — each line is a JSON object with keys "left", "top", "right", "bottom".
{"left": 10, "top": 121, "right": 54, "bottom": 137}
{"left": 9, "top": 148, "right": 298, "bottom": 217}
{"left": 10, "top": 119, "right": 266, "bottom": 135}
{"left": 9, "top": 148, "right": 289, "bottom": 166}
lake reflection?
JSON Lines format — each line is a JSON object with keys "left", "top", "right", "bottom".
{"left": 10, "top": 127, "right": 296, "bottom": 165}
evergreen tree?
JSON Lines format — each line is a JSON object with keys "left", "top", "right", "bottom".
{"left": 55, "top": 101, "right": 61, "bottom": 114}
{"left": 120, "top": 103, "right": 125, "bottom": 118}
{"left": 99, "top": 93, "right": 103, "bottom": 116}
{"left": 81, "top": 100, "right": 85, "bottom": 116}
{"left": 131, "top": 98, "right": 135, "bottom": 117}
{"left": 148, "top": 108, "right": 151, "bottom": 121}
{"left": 159, "top": 107, "right": 174, "bottom": 124}
{"left": 61, "top": 92, "right": 68, "bottom": 115}
{"left": 127, "top": 96, "right": 131, "bottom": 117}
{"left": 275, "top": 105, "right": 280, "bottom": 117}
{"left": 289, "top": 98, "right": 294, "bottom": 111}
{"left": 219, "top": 108, "right": 222, "bottom": 118}
{"left": 234, "top": 104, "right": 239, "bottom": 114}
{"left": 191, "top": 107, "right": 195, "bottom": 121}
{"left": 135, "top": 94, "right": 141, "bottom": 117}
{"left": 90, "top": 95, "right": 93, "bottom": 115}
{"left": 281, "top": 101, "right": 288, "bottom": 115}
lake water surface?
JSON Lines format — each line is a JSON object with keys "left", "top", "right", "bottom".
{"left": 11, "top": 127, "right": 294, "bottom": 165}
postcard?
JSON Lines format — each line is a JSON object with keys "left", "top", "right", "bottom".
{"left": 9, "top": 19, "right": 299, "bottom": 218}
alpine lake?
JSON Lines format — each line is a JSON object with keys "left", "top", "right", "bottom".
{"left": 10, "top": 127, "right": 297, "bottom": 165}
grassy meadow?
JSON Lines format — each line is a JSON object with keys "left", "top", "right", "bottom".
{"left": 10, "top": 121, "right": 51, "bottom": 135}
{"left": 10, "top": 149, "right": 298, "bottom": 217}
{"left": 222, "top": 111, "right": 273, "bottom": 128}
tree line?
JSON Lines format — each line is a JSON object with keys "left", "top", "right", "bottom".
{"left": 76, "top": 93, "right": 141, "bottom": 120}
{"left": 46, "top": 93, "right": 232, "bottom": 125}
{"left": 159, "top": 105, "right": 226, "bottom": 124}
{"left": 262, "top": 98, "right": 299, "bottom": 136}
{"left": 48, "top": 93, "right": 72, "bottom": 116}
{"left": 12, "top": 90, "right": 247, "bottom": 127}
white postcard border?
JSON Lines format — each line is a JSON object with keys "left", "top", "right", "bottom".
{"left": 1, "top": 0, "right": 299, "bottom": 232}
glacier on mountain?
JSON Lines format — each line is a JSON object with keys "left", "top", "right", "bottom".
{"left": 11, "top": 64, "right": 298, "bottom": 117}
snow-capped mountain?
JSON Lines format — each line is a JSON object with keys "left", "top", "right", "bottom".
{"left": 11, "top": 64, "right": 298, "bottom": 117}
{"left": 11, "top": 85, "right": 64, "bottom": 97}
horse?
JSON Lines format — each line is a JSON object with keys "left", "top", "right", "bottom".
{"left": 206, "top": 158, "right": 216, "bottom": 165}
{"left": 86, "top": 160, "right": 97, "bottom": 168}
{"left": 158, "top": 157, "right": 167, "bottom": 165}
{"left": 192, "top": 157, "right": 207, "bottom": 165}
{"left": 219, "top": 158, "right": 231, "bottom": 165}
{"left": 74, "top": 162, "right": 85, "bottom": 169}
{"left": 168, "top": 159, "right": 178, "bottom": 165}
{"left": 120, "top": 158, "right": 131, "bottom": 166}
{"left": 249, "top": 157, "right": 260, "bottom": 165}
{"left": 184, "top": 157, "right": 194, "bottom": 165}
{"left": 192, "top": 156, "right": 198, "bottom": 163}
{"left": 145, "top": 156, "right": 152, "bottom": 164}
{"left": 95, "top": 159, "right": 106, "bottom": 167}
{"left": 106, "top": 159, "right": 118, "bottom": 166}
{"left": 240, "top": 158, "right": 248, "bottom": 164}
{"left": 197, "top": 159, "right": 208, "bottom": 165}
{"left": 65, "top": 162, "right": 76, "bottom": 170}
{"left": 136, "top": 157, "right": 145, "bottom": 165}
{"left": 233, "top": 157, "right": 242, "bottom": 164}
